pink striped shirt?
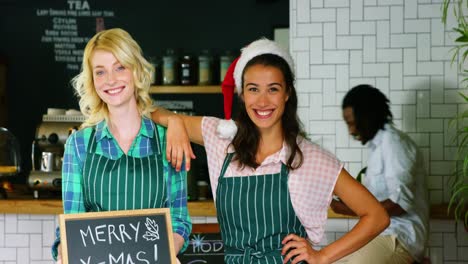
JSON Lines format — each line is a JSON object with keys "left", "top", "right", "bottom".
{"left": 202, "top": 117, "right": 343, "bottom": 244}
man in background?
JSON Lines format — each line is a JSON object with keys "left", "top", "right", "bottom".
{"left": 331, "top": 84, "right": 429, "bottom": 264}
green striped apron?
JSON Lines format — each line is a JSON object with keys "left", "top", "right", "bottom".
{"left": 82, "top": 128, "right": 167, "bottom": 211}
{"left": 216, "top": 153, "right": 307, "bottom": 264}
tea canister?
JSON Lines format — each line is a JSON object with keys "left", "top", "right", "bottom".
{"left": 180, "top": 55, "right": 196, "bottom": 85}
{"left": 198, "top": 50, "right": 213, "bottom": 85}
{"left": 162, "top": 49, "right": 178, "bottom": 85}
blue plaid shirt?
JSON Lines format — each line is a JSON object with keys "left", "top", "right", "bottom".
{"left": 52, "top": 117, "right": 191, "bottom": 259}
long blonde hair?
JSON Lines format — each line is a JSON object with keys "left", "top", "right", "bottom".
{"left": 72, "top": 28, "right": 155, "bottom": 127}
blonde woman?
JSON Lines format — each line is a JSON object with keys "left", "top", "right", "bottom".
{"left": 51, "top": 28, "right": 191, "bottom": 263}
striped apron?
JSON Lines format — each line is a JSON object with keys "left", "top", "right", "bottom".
{"left": 216, "top": 153, "right": 307, "bottom": 264}
{"left": 82, "top": 128, "right": 166, "bottom": 211}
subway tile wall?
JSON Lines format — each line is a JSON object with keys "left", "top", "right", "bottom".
{"left": 291, "top": 0, "right": 465, "bottom": 204}
{"left": 0, "top": 214, "right": 466, "bottom": 263}
{"left": 0, "top": 214, "right": 59, "bottom": 263}
{"left": 290, "top": 0, "right": 468, "bottom": 262}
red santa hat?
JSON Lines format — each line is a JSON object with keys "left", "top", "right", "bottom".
{"left": 216, "top": 37, "right": 294, "bottom": 140}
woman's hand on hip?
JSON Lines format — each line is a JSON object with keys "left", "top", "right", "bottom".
{"left": 281, "top": 234, "right": 328, "bottom": 264}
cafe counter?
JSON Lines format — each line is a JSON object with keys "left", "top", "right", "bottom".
{"left": 0, "top": 194, "right": 461, "bottom": 263}
{"left": 0, "top": 197, "right": 451, "bottom": 219}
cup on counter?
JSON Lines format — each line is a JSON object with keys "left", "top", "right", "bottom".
{"left": 197, "top": 180, "right": 209, "bottom": 201}
{"left": 40, "top": 152, "right": 55, "bottom": 172}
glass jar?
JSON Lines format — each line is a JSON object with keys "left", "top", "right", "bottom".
{"left": 149, "top": 56, "right": 162, "bottom": 85}
{"left": 0, "top": 127, "right": 21, "bottom": 177}
{"left": 220, "top": 51, "right": 236, "bottom": 83}
{"left": 180, "top": 55, "right": 196, "bottom": 85}
{"left": 219, "top": 50, "right": 235, "bottom": 83}
{"left": 198, "top": 50, "right": 213, "bottom": 85}
{"left": 0, "top": 127, "right": 21, "bottom": 199}
{"left": 197, "top": 180, "right": 209, "bottom": 201}
{"left": 162, "top": 49, "right": 178, "bottom": 85}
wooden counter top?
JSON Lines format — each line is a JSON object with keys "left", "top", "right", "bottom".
{"left": 0, "top": 198, "right": 452, "bottom": 219}
{"left": 0, "top": 199, "right": 217, "bottom": 216}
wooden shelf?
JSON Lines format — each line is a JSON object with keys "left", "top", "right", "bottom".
{"left": 149, "top": 85, "right": 221, "bottom": 94}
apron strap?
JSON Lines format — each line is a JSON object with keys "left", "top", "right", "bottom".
{"left": 87, "top": 128, "right": 97, "bottom": 153}
{"left": 152, "top": 125, "right": 170, "bottom": 206}
{"left": 225, "top": 247, "right": 282, "bottom": 264}
{"left": 219, "top": 152, "right": 234, "bottom": 180}
{"left": 166, "top": 167, "right": 172, "bottom": 207}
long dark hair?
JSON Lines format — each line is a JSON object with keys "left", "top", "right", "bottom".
{"left": 231, "top": 54, "right": 304, "bottom": 170}
{"left": 342, "top": 84, "right": 393, "bottom": 143}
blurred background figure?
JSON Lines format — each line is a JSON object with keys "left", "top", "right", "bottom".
{"left": 331, "top": 84, "right": 429, "bottom": 264}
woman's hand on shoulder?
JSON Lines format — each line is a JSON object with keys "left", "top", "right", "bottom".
{"left": 166, "top": 115, "right": 196, "bottom": 172}
{"left": 281, "top": 234, "right": 329, "bottom": 264}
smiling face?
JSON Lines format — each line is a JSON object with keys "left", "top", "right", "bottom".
{"left": 91, "top": 49, "right": 136, "bottom": 109}
{"left": 241, "top": 64, "right": 289, "bottom": 134}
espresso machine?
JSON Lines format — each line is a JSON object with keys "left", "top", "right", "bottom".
{"left": 28, "top": 113, "right": 83, "bottom": 198}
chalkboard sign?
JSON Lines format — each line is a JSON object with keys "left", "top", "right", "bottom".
{"left": 59, "top": 208, "right": 176, "bottom": 264}
{"left": 179, "top": 233, "right": 224, "bottom": 264}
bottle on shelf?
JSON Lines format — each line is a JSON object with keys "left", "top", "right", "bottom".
{"left": 180, "top": 54, "right": 197, "bottom": 85}
{"left": 198, "top": 49, "right": 213, "bottom": 85}
{"left": 149, "top": 56, "right": 162, "bottom": 85}
{"left": 219, "top": 50, "right": 236, "bottom": 84}
{"left": 162, "top": 48, "right": 178, "bottom": 85}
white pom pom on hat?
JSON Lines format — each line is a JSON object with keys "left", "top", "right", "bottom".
{"left": 216, "top": 119, "right": 238, "bottom": 140}
{"left": 217, "top": 37, "right": 294, "bottom": 140}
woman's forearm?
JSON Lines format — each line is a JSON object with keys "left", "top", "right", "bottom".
{"left": 318, "top": 211, "right": 389, "bottom": 262}
{"left": 151, "top": 107, "right": 177, "bottom": 127}
{"left": 151, "top": 107, "right": 204, "bottom": 145}
{"left": 324, "top": 168, "right": 390, "bottom": 262}
{"left": 173, "top": 233, "right": 185, "bottom": 254}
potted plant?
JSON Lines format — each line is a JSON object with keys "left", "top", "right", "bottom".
{"left": 442, "top": 0, "right": 468, "bottom": 227}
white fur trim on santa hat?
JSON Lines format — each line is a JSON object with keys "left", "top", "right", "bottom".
{"left": 216, "top": 119, "right": 238, "bottom": 140}
{"left": 233, "top": 38, "right": 294, "bottom": 94}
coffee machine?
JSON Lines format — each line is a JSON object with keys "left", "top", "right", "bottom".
{"left": 28, "top": 114, "right": 83, "bottom": 198}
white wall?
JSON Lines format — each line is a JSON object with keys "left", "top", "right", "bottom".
{"left": 0, "top": 214, "right": 58, "bottom": 264}
{"left": 291, "top": 0, "right": 465, "bottom": 205}
{"left": 290, "top": 0, "right": 468, "bottom": 262}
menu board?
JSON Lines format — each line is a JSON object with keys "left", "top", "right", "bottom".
{"left": 35, "top": 1, "right": 116, "bottom": 72}
{"left": 179, "top": 233, "right": 224, "bottom": 263}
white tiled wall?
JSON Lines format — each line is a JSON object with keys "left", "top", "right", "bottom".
{"left": 1, "top": 214, "right": 466, "bottom": 263}
{"left": 290, "top": 0, "right": 467, "bottom": 262}
{"left": 0, "top": 214, "right": 58, "bottom": 264}
{"left": 292, "top": 0, "right": 465, "bottom": 204}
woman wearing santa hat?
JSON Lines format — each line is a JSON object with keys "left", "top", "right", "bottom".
{"left": 152, "top": 38, "right": 389, "bottom": 264}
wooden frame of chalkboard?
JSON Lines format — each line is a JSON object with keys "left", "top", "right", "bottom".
{"left": 59, "top": 208, "right": 176, "bottom": 264}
